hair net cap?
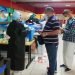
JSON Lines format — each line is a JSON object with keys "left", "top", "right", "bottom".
{"left": 12, "top": 11, "right": 21, "bottom": 20}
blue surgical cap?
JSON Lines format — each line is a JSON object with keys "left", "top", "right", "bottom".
{"left": 12, "top": 11, "right": 21, "bottom": 20}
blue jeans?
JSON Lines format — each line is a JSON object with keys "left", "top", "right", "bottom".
{"left": 45, "top": 43, "right": 58, "bottom": 75}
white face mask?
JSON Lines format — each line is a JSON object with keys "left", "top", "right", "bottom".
{"left": 44, "top": 15, "right": 49, "bottom": 21}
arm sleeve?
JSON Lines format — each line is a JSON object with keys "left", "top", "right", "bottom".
{"left": 64, "top": 21, "right": 75, "bottom": 34}
{"left": 19, "top": 23, "right": 27, "bottom": 37}
{"left": 70, "top": 21, "right": 75, "bottom": 34}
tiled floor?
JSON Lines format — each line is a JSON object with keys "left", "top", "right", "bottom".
{"left": 22, "top": 35, "right": 75, "bottom": 75}
{"left": 1, "top": 35, "right": 75, "bottom": 75}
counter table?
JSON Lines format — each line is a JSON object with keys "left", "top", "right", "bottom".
{"left": 0, "top": 39, "right": 35, "bottom": 69}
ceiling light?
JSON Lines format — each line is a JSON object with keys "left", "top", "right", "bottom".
{"left": 51, "top": 0, "right": 62, "bottom": 1}
{"left": 44, "top": 5, "right": 49, "bottom": 7}
{"left": 65, "top": 4, "right": 71, "bottom": 7}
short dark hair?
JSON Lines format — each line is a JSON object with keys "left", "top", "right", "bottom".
{"left": 63, "top": 9, "right": 72, "bottom": 15}
{"left": 45, "top": 7, "right": 54, "bottom": 12}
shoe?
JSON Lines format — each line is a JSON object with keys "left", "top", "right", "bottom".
{"left": 47, "top": 67, "right": 57, "bottom": 74}
{"left": 60, "top": 64, "right": 66, "bottom": 67}
{"left": 47, "top": 71, "right": 54, "bottom": 75}
{"left": 65, "top": 68, "right": 71, "bottom": 72}
{"left": 47, "top": 67, "right": 50, "bottom": 70}
{"left": 47, "top": 73, "right": 54, "bottom": 75}
{"left": 47, "top": 69, "right": 55, "bottom": 75}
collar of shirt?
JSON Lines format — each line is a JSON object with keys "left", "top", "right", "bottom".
{"left": 48, "top": 15, "right": 58, "bottom": 21}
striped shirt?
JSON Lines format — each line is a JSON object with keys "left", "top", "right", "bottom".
{"left": 43, "top": 16, "right": 60, "bottom": 45}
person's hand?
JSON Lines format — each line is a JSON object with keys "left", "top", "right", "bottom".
{"left": 41, "top": 32, "right": 47, "bottom": 37}
{"left": 60, "top": 29, "right": 64, "bottom": 34}
{"left": 38, "top": 31, "right": 42, "bottom": 34}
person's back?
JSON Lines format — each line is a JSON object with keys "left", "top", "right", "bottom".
{"left": 6, "top": 11, "right": 26, "bottom": 75}
{"left": 7, "top": 19, "right": 26, "bottom": 70}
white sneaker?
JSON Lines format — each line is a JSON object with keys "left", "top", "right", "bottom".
{"left": 12, "top": 71, "right": 23, "bottom": 75}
